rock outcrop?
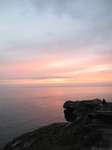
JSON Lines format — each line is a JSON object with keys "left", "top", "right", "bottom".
{"left": 63, "top": 99, "right": 102, "bottom": 122}
{"left": 2, "top": 99, "right": 112, "bottom": 150}
{"left": 63, "top": 99, "right": 112, "bottom": 150}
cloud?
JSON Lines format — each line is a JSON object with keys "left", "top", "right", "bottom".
{"left": 0, "top": 0, "right": 112, "bottom": 85}
{"left": 1, "top": 0, "right": 112, "bottom": 54}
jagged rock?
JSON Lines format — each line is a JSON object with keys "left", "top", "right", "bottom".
{"left": 63, "top": 99, "right": 102, "bottom": 122}
{"left": 63, "top": 98, "right": 112, "bottom": 124}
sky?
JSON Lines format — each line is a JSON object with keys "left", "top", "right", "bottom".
{"left": 0, "top": 0, "right": 112, "bottom": 86}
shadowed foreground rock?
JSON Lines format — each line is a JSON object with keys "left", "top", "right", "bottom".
{"left": 63, "top": 99, "right": 102, "bottom": 122}
{"left": 2, "top": 99, "right": 112, "bottom": 150}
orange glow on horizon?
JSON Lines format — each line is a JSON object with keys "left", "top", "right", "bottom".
{"left": 0, "top": 54, "right": 112, "bottom": 86}
{"left": 0, "top": 73, "right": 112, "bottom": 85}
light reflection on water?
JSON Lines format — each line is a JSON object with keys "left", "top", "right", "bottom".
{"left": 0, "top": 86, "right": 112, "bottom": 148}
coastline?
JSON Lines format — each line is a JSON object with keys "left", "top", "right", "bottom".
{"left": 2, "top": 99, "right": 112, "bottom": 150}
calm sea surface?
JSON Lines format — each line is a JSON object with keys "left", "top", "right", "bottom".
{"left": 0, "top": 86, "right": 112, "bottom": 148}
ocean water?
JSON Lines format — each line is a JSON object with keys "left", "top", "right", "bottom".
{"left": 0, "top": 86, "right": 112, "bottom": 148}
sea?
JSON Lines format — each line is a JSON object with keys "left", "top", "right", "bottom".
{"left": 0, "top": 85, "right": 112, "bottom": 148}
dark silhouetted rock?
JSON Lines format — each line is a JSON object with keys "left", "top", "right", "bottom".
{"left": 2, "top": 98, "right": 112, "bottom": 150}
{"left": 63, "top": 99, "right": 102, "bottom": 122}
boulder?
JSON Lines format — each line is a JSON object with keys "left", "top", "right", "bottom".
{"left": 63, "top": 99, "right": 102, "bottom": 122}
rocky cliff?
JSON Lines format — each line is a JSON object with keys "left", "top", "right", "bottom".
{"left": 2, "top": 99, "right": 112, "bottom": 150}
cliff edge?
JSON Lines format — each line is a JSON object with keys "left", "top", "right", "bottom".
{"left": 2, "top": 99, "right": 112, "bottom": 150}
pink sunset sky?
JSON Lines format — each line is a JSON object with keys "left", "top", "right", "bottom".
{"left": 0, "top": 0, "right": 112, "bottom": 86}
